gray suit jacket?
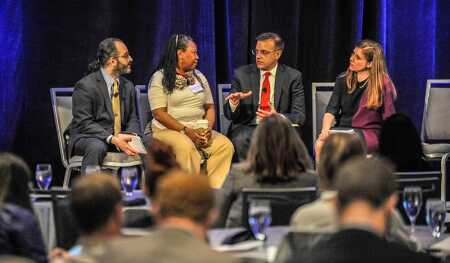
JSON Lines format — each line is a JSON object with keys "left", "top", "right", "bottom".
{"left": 223, "top": 64, "right": 305, "bottom": 130}
{"left": 95, "top": 227, "right": 239, "bottom": 263}
{"left": 67, "top": 70, "right": 140, "bottom": 155}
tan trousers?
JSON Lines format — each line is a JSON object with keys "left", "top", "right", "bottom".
{"left": 153, "top": 127, "right": 234, "bottom": 188}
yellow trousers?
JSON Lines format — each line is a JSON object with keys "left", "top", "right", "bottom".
{"left": 153, "top": 127, "right": 234, "bottom": 188}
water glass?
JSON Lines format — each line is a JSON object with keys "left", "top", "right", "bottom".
{"left": 35, "top": 164, "right": 53, "bottom": 190}
{"left": 120, "top": 167, "right": 138, "bottom": 197}
{"left": 426, "top": 199, "right": 447, "bottom": 239}
{"left": 248, "top": 200, "right": 272, "bottom": 241}
{"left": 402, "top": 186, "right": 423, "bottom": 233}
{"left": 85, "top": 165, "right": 101, "bottom": 175}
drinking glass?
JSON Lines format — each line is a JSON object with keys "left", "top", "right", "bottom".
{"left": 85, "top": 165, "right": 101, "bottom": 175}
{"left": 426, "top": 199, "right": 447, "bottom": 239}
{"left": 35, "top": 164, "right": 53, "bottom": 190}
{"left": 120, "top": 167, "right": 138, "bottom": 197}
{"left": 402, "top": 186, "right": 423, "bottom": 234}
{"left": 248, "top": 200, "right": 272, "bottom": 241}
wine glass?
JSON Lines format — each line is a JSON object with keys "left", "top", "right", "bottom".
{"left": 120, "top": 167, "right": 138, "bottom": 197}
{"left": 402, "top": 186, "right": 423, "bottom": 234}
{"left": 426, "top": 199, "right": 447, "bottom": 239}
{"left": 85, "top": 165, "right": 100, "bottom": 175}
{"left": 248, "top": 200, "right": 272, "bottom": 241}
{"left": 35, "top": 164, "right": 53, "bottom": 190}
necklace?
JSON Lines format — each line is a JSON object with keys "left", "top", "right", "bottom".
{"left": 359, "top": 79, "right": 369, "bottom": 89}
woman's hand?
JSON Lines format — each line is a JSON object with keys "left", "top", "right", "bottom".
{"left": 318, "top": 129, "right": 330, "bottom": 142}
{"left": 198, "top": 128, "right": 212, "bottom": 148}
{"left": 184, "top": 127, "right": 204, "bottom": 146}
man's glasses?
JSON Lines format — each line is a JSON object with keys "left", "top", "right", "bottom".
{"left": 115, "top": 53, "right": 131, "bottom": 60}
{"left": 251, "top": 49, "right": 280, "bottom": 56}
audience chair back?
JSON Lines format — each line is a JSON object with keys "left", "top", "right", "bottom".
{"left": 312, "top": 82, "right": 335, "bottom": 148}
{"left": 241, "top": 187, "right": 317, "bottom": 226}
{"left": 218, "top": 84, "right": 232, "bottom": 134}
{"left": 51, "top": 189, "right": 79, "bottom": 249}
{"left": 50, "top": 88, "right": 142, "bottom": 188}
{"left": 421, "top": 79, "right": 450, "bottom": 159}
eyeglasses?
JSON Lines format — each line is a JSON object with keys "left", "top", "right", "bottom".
{"left": 251, "top": 49, "right": 280, "bottom": 56}
{"left": 115, "top": 53, "right": 131, "bottom": 60}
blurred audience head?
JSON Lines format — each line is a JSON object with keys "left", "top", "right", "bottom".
{"left": 0, "top": 153, "right": 32, "bottom": 211}
{"left": 70, "top": 173, "right": 123, "bottom": 236}
{"left": 335, "top": 156, "right": 397, "bottom": 234}
{"left": 144, "top": 139, "right": 180, "bottom": 198}
{"left": 318, "top": 133, "right": 366, "bottom": 190}
{"left": 379, "top": 113, "right": 427, "bottom": 171}
{"left": 246, "top": 114, "right": 313, "bottom": 183}
{"left": 153, "top": 170, "right": 216, "bottom": 229}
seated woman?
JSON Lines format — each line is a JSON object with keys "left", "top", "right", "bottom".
{"left": 290, "top": 133, "right": 417, "bottom": 250}
{"left": 148, "top": 34, "right": 234, "bottom": 188}
{"left": 315, "top": 39, "right": 397, "bottom": 161}
{"left": 217, "top": 114, "right": 317, "bottom": 227}
{"left": 0, "top": 153, "right": 47, "bottom": 263}
{"left": 378, "top": 113, "right": 431, "bottom": 172}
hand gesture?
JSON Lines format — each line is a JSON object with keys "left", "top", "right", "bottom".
{"left": 226, "top": 91, "right": 253, "bottom": 105}
{"left": 256, "top": 105, "right": 277, "bottom": 120}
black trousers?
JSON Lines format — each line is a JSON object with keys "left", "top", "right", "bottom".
{"left": 228, "top": 125, "right": 256, "bottom": 162}
{"left": 73, "top": 137, "right": 116, "bottom": 174}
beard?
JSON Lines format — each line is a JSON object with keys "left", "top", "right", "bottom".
{"left": 115, "top": 61, "right": 132, "bottom": 75}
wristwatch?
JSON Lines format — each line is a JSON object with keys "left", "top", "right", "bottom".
{"left": 180, "top": 126, "right": 187, "bottom": 135}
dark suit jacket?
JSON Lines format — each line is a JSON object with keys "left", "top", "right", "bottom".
{"left": 284, "top": 228, "right": 435, "bottom": 263}
{"left": 67, "top": 70, "right": 140, "bottom": 155}
{"left": 223, "top": 64, "right": 305, "bottom": 129}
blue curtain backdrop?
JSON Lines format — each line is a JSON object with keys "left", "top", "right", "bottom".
{"left": 1, "top": 0, "right": 449, "bottom": 183}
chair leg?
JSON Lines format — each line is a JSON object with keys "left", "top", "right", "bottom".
{"left": 63, "top": 167, "right": 72, "bottom": 189}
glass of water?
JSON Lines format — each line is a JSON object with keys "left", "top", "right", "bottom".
{"left": 248, "top": 200, "right": 272, "bottom": 241}
{"left": 35, "top": 164, "right": 53, "bottom": 190}
{"left": 426, "top": 199, "right": 447, "bottom": 239}
{"left": 120, "top": 167, "right": 138, "bottom": 197}
{"left": 402, "top": 186, "right": 423, "bottom": 234}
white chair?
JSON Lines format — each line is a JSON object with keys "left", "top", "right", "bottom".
{"left": 311, "top": 82, "right": 335, "bottom": 148}
{"left": 420, "top": 79, "right": 450, "bottom": 159}
{"left": 50, "top": 87, "right": 142, "bottom": 189}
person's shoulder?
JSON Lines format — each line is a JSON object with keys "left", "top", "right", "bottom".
{"left": 76, "top": 71, "right": 99, "bottom": 86}
{"left": 336, "top": 72, "right": 347, "bottom": 81}
{"left": 279, "top": 63, "right": 301, "bottom": 76}
{"left": 119, "top": 75, "right": 134, "bottom": 87}
{"left": 234, "top": 64, "right": 257, "bottom": 74}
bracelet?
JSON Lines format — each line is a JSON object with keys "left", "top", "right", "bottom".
{"left": 180, "top": 126, "right": 187, "bottom": 135}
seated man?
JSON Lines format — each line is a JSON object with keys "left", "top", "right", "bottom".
{"left": 223, "top": 32, "right": 305, "bottom": 161}
{"left": 97, "top": 170, "right": 240, "bottom": 263}
{"left": 282, "top": 157, "right": 434, "bottom": 263}
{"left": 67, "top": 37, "right": 140, "bottom": 173}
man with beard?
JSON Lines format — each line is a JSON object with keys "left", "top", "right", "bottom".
{"left": 67, "top": 38, "right": 140, "bottom": 173}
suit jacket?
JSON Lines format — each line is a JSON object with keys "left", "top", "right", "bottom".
{"left": 223, "top": 64, "right": 305, "bottom": 129}
{"left": 94, "top": 227, "right": 240, "bottom": 263}
{"left": 67, "top": 70, "right": 140, "bottom": 155}
{"left": 285, "top": 228, "right": 434, "bottom": 263}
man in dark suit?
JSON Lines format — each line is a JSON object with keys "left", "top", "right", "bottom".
{"left": 223, "top": 32, "right": 305, "bottom": 161}
{"left": 282, "top": 157, "right": 434, "bottom": 263}
{"left": 67, "top": 38, "right": 140, "bottom": 173}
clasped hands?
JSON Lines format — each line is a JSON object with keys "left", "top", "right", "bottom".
{"left": 185, "top": 127, "right": 212, "bottom": 148}
{"left": 111, "top": 133, "right": 139, "bottom": 156}
{"left": 226, "top": 90, "right": 277, "bottom": 119}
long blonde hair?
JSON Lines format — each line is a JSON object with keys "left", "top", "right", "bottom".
{"left": 346, "top": 39, "right": 390, "bottom": 109}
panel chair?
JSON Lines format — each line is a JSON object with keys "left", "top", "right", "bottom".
{"left": 421, "top": 79, "right": 450, "bottom": 159}
{"left": 135, "top": 85, "right": 152, "bottom": 136}
{"left": 241, "top": 187, "right": 317, "bottom": 227}
{"left": 311, "top": 82, "right": 335, "bottom": 149}
{"left": 50, "top": 87, "right": 142, "bottom": 189}
{"left": 217, "top": 84, "right": 232, "bottom": 134}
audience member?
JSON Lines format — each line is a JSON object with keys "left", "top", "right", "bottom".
{"left": 148, "top": 34, "right": 234, "bottom": 188}
{"left": 97, "top": 170, "right": 240, "bottom": 263}
{"left": 315, "top": 39, "right": 397, "bottom": 160}
{"left": 285, "top": 157, "right": 434, "bottom": 263}
{"left": 67, "top": 173, "right": 123, "bottom": 259}
{"left": 67, "top": 38, "right": 141, "bottom": 174}
{"left": 0, "top": 153, "right": 47, "bottom": 263}
{"left": 379, "top": 113, "right": 431, "bottom": 171}
{"left": 217, "top": 114, "right": 317, "bottom": 227}
{"left": 223, "top": 32, "right": 306, "bottom": 161}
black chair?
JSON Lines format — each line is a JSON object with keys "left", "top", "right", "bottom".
{"left": 241, "top": 187, "right": 317, "bottom": 227}
{"left": 395, "top": 171, "right": 443, "bottom": 225}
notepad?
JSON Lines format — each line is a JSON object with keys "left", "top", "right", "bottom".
{"left": 128, "top": 135, "right": 147, "bottom": 154}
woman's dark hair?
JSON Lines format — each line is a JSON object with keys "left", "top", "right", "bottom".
{"left": 379, "top": 113, "right": 429, "bottom": 171}
{"left": 156, "top": 34, "right": 194, "bottom": 94}
{"left": 0, "top": 153, "right": 33, "bottom": 211}
{"left": 144, "top": 139, "right": 180, "bottom": 197}
{"left": 246, "top": 115, "right": 312, "bottom": 183}
{"left": 318, "top": 133, "right": 366, "bottom": 190}
{"left": 87, "top": 37, "right": 122, "bottom": 73}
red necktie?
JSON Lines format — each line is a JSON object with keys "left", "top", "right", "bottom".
{"left": 260, "top": 72, "right": 271, "bottom": 111}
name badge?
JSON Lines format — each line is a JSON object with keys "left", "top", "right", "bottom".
{"left": 189, "top": 83, "right": 203, "bottom": 94}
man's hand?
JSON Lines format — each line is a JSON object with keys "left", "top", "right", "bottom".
{"left": 226, "top": 91, "right": 253, "bottom": 105}
{"left": 111, "top": 133, "right": 138, "bottom": 156}
{"left": 256, "top": 106, "right": 277, "bottom": 120}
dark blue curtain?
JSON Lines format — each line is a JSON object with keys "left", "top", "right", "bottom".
{"left": 2, "top": 0, "right": 449, "bottom": 183}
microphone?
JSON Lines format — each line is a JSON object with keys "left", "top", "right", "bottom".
{"left": 113, "top": 92, "right": 119, "bottom": 98}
